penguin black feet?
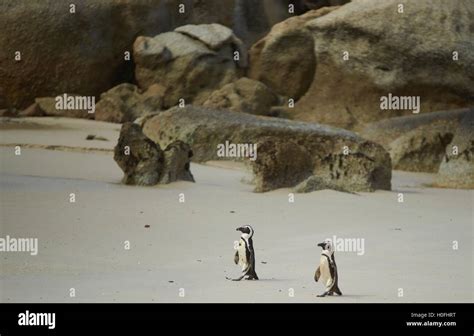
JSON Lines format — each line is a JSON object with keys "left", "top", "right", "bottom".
{"left": 246, "top": 273, "right": 259, "bottom": 280}
{"left": 225, "top": 273, "right": 259, "bottom": 281}
{"left": 317, "top": 290, "right": 342, "bottom": 297}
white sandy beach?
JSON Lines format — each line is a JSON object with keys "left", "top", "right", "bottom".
{"left": 0, "top": 117, "right": 472, "bottom": 303}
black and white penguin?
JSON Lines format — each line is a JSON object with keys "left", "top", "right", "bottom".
{"left": 314, "top": 239, "right": 342, "bottom": 297}
{"left": 226, "top": 225, "right": 259, "bottom": 281}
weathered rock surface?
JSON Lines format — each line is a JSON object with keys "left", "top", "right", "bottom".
{"left": 0, "top": 0, "right": 253, "bottom": 110}
{"left": 294, "top": 175, "right": 355, "bottom": 194}
{"left": 18, "top": 103, "right": 44, "bottom": 117}
{"left": 114, "top": 123, "right": 165, "bottom": 185}
{"left": 436, "top": 112, "right": 474, "bottom": 189}
{"left": 176, "top": 23, "right": 235, "bottom": 50}
{"left": 361, "top": 108, "right": 472, "bottom": 173}
{"left": 291, "top": 0, "right": 474, "bottom": 129}
{"left": 160, "top": 141, "right": 195, "bottom": 184}
{"left": 35, "top": 97, "right": 94, "bottom": 119}
{"left": 95, "top": 83, "right": 164, "bottom": 123}
{"left": 251, "top": 137, "right": 313, "bottom": 192}
{"left": 203, "top": 77, "right": 279, "bottom": 115}
{"left": 389, "top": 125, "right": 454, "bottom": 173}
{"left": 247, "top": 8, "right": 336, "bottom": 100}
{"left": 361, "top": 109, "right": 470, "bottom": 148}
{"left": 114, "top": 122, "right": 194, "bottom": 185}
{"left": 0, "top": 0, "right": 338, "bottom": 110}
{"left": 134, "top": 25, "right": 244, "bottom": 108}
{"left": 143, "top": 105, "right": 392, "bottom": 192}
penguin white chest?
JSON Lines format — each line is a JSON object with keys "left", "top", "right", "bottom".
{"left": 237, "top": 238, "right": 248, "bottom": 269}
{"left": 319, "top": 255, "right": 332, "bottom": 287}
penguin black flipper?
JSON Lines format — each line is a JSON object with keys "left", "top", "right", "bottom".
{"left": 234, "top": 250, "right": 239, "bottom": 265}
{"left": 314, "top": 266, "right": 321, "bottom": 282}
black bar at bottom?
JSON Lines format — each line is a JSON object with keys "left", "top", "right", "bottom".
{"left": 0, "top": 303, "right": 472, "bottom": 334}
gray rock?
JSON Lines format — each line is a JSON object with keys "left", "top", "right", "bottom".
{"left": 361, "top": 109, "right": 471, "bottom": 148}
{"left": 175, "top": 24, "right": 234, "bottom": 50}
{"left": 160, "top": 141, "right": 195, "bottom": 184}
{"left": 138, "top": 32, "right": 213, "bottom": 61}
{"left": 0, "top": 0, "right": 248, "bottom": 109}
{"left": 132, "top": 37, "right": 172, "bottom": 69}
{"left": 134, "top": 27, "right": 241, "bottom": 108}
{"left": 114, "top": 123, "right": 195, "bottom": 186}
{"left": 142, "top": 105, "right": 392, "bottom": 192}
{"left": 175, "top": 23, "right": 248, "bottom": 67}
{"left": 1, "top": 0, "right": 326, "bottom": 110}
{"left": 114, "top": 122, "right": 164, "bottom": 186}
{"left": 361, "top": 108, "right": 472, "bottom": 173}
{"left": 251, "top": 137, "right": 313, "bottom": 192}
{"left": 292, "top": 0, "right": 474, "bottom": 129}
{"left": 247, "top": 9, "right": 333, "bottom": 100}
{"left": 436, "top": 111, "right": 474, "bottom": 189}
{"left": 388, "top": 124, "right": 454, "bottom": 173}
{"left": 18, "top": 103, "right": 44, "bottom": 117}
{"left": 203, "top": 77, "right": 279, "bottom": 115}
{"left": 35, "top": 96, "right": 94, "bottom": 119}
{"left": 95, "top": 83, "right": 164, "bottom": 123}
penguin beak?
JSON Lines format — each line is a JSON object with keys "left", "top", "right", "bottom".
{"left": 236, "top": 227, "right": 243, "bottom": 232}
{"left": 317, "top": 242, "right": 325, "bottom": 248}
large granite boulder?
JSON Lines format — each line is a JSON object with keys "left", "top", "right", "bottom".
{"left": 388, "top": 125, "right": 454, "bottom": 173}
{"left": 361, "top": 109, "right": 470, "bottom": 148}
{"left": 203, "top": 77, "right": 279, "bottom": 115}
{"left": 247, "top": 8, "right": 337, "bottom": 101}
{"left": 0, "top": 0, "right": 250, "bottom": 110}
{"left": 361, "top": 108, "right": 472, "bottom": 173}
{"left": 436, "top": 112, "right": 474, "bottom": 189}
{"left": 95, "top": 83, "right": 164, "bottom": 123}
{"left": 134, "top": 24, "right": 245, "bottom": 108}
{"left": 34, "top": 96, "right": 94, "bottom": 119}
{"left": 142, "top": 105, "right": 392, "bottom": 192}
{"left": 114, "top": 122, "right": 194, "bottom": 185}
{"left": 251, "top": 137, "right": 314, "bottom": 192}
{"left": 114, "top": 123, "right": 165, "bottom": 185}
{"left": 291, "top": 0, "right": 474, "bottom": 129}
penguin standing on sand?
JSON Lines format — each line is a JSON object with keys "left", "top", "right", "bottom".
{"left": 226, "top": 225, "right": 259, "bottom": 281}
{"left": 314, "top": 239, "right": 342, "bottom": 297}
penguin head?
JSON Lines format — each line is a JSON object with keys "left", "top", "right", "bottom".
{"left": 236, "top": 225, "right": 254, "bottom": 237}
{"left": 317, "top": 239, "right": 333, "bottom": 252}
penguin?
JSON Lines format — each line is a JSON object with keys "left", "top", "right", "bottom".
{"left": 314, "top": 239, "right": 342, "bottom": 297}
{"left": 226, "top": 225, "right": 259, "bottom": 281}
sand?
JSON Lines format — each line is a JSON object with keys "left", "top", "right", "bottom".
{"left": 0, "top": 117, "right": 472, "bottom": 303}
